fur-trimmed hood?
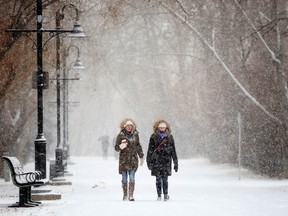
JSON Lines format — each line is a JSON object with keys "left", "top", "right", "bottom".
{"left": 152, "top": 118, "right": 171, "bottom": 134}
{"left": 119, "top": 118, "right": 137, "bottom": 132}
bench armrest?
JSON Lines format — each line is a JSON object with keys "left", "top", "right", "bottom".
{"left": 16, "top": 172, "right": 39, "bottom": 183}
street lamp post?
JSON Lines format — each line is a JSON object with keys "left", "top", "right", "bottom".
{"left": 55, "top": 9, "right": 63, "bottom": 177}
{"left": 34, "top": 0, "right": 47, "bottom": 180}
{"left": 63, "top": 45, "right": 85, "bottom": 166}
{"left": 50, "top": 45, "right": 85, "bottom": 174}
{"left": 54, "top": 5, "right": 86, "bottom": 177}
{"left": 5, "top": 0, "right": 85, "bottom": 179}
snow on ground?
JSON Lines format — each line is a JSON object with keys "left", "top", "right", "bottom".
{"left": 1, "top": 156, "right": 288, "bottom": 216}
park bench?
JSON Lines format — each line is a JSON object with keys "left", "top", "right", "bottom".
{"left": 2, "top": 156, "right": 45, "bottom": 207}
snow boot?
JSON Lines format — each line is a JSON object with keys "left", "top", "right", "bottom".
{"left": 164, "top": 194, "right": 170, "bottom": 201}
{"left": 122, "top": 183, "right": 128, "bottom": 201}
{"left": 129, "top": 182, "right": 135, "bottom": 201}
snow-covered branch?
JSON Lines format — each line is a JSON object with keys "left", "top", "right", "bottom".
{"left": 234, "top": 0, "right": 281, "bottom": 64}
{"left": 161, "top": 2, "right": 282, "bottom": 124}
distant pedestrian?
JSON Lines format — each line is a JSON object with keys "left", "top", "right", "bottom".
{"left": 115, "top": 118, "right": 144, "bottom": 201}
{"left": 99, "top": 136, "right": 109, "bottom": 160}
{"left": 146, "top": 119, "right": 178, "bottom": 201}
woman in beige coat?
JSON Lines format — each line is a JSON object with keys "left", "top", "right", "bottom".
{"left": 115, "top": 118, "right": 144, "bottom": 201}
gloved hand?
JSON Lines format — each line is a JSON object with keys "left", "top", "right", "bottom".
{"left": 119, "top": 140, "right": 127, "bottom": 150}
{"left": 140, "top": 157, "right": 145, "bottom": 166}
{"left": 174, "top": 164, "right": 178, "bottom": 172}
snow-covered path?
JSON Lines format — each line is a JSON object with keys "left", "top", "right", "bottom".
{"left": 1, "top": 157, "right": 288, "bottom": 216}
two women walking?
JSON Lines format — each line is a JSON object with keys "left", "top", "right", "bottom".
{"left": 115, "top": 118, "right": 178, "bottom": 201}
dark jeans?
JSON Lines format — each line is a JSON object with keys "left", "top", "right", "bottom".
{"left": 156, "top": 176, "right": 168, "bottom": 196}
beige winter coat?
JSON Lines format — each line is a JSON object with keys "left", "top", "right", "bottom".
{"left": 115, "top": 118, "right": 144, "bottom": 174}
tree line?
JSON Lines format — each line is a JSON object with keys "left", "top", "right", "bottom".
{"left": 1, "top": 0, "right": 288, "bottom": 178}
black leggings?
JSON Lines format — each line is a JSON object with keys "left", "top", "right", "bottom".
{"left": 156, "top": 176, "right": 168, "bottom": 196}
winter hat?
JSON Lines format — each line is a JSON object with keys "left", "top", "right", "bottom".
{"left": 158, "top": 122, "right": 167, "bottom": 128}
{"left": 124, "top": 120, "right": 134, "bottom": 127}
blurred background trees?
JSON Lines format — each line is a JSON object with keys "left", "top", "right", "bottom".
{"left": 1, "top": 0, "right": 288, "bottom": 178}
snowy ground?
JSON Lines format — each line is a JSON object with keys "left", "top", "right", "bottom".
{"left": 1, "top": 156, "right": 288, "bottom": 216}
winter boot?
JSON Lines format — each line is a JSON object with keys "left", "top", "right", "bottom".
{"left": 164, "top": 194, "right": 170, "bottom": 201}
{"left": 122, "top": 183, "right": 128, "bottom": 201}
{"left": 157, "top": 195, "right": 161, "bottom": 201}
{"left": 128, "top": 182, "right": 135, "bottom": 201}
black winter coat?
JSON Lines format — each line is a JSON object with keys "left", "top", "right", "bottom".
{"left": 146, "top": 133, "right": 178, "bottom": 176}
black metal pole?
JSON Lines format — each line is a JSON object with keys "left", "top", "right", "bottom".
{"left": 63, "top": 45, "right": 83, "bottom": 161}
{"left": 66, "top": 69, "right": 70, "bottom": 159}
{"left": 62, "top": 52, "right": 71, "bottom": 162}
{"left": 62, "top": 59, "right": 68, "bottom": 171}
{"left": 55, "top": 10, "right": 64, "bottom": 177}
{"left": 35, "top": 0, "right": 47, "bottom": 179}
{"left": 63, "top": 62, "right": 67, "bottom": 154}
{"left": 56, "top": 11, "right": 61, "bottom": 150}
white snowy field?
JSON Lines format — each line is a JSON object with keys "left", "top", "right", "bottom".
{"left": 1, "top": 157, "right": 288, "bottom": 216}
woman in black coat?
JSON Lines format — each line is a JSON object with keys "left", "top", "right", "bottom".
{"left": 146, "top": 119, "right": 178, "bottom": 201}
